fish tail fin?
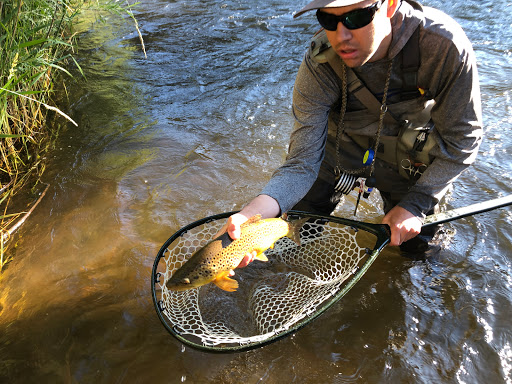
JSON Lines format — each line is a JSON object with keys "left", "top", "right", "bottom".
{"left": 213, "top": 271, "right": 239, "bottom": 292}
{"left": 287, "top": 218, "right": 307, "bottom": 246}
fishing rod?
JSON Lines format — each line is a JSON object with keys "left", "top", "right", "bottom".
{"left": 422, "top": 194, "right": 512, "bottom": 228}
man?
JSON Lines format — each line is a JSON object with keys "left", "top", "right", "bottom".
{"left": 225, "top": 0, "right": 482, "bottom": 266}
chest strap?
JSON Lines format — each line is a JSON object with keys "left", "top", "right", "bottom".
{"left": 322, "top": 26, "right": 422, "bottom": 121}
{"left": 322, "top": 48, "right": 398, "bottom": 124}
{"left": 400, "top": 26, "right": 421, "bottom": 100}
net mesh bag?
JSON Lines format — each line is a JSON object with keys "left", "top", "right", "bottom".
{"left": 152, "top": 213, "right": 385, "bottom": 351}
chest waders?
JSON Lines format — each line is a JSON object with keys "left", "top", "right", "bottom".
{"left": 309, "top": 27, "right": 437, "bottom": 204}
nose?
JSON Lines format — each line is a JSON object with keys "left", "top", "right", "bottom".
{"left": 334, "top": 22, "right": 353, "bottom": 41}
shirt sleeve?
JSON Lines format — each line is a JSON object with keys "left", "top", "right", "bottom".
{"left": 260, "top": 51, "right": 341, "bottom": 213}
{"left": 398, "top": 19, "right": 483, "bottom": 218}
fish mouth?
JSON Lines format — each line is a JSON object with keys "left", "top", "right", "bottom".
{"left": 166, "top": 278, "right": 192, "bottom": 291}
{"left": 166, "top": 283, "right": 196, "bottom": 292}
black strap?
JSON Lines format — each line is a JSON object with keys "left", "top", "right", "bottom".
{"left": 322, "top": 48, "right": 398, "bottom": 123}
{"left": 400, "top": 26, "right": 421, "bottom": 100}
{"left": 321, "top": 25, "right": 422, "bottom": 115}
{"left": 346, "top": 67, "right": 399, "bottom": 124}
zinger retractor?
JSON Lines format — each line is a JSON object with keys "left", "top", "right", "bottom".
{"left": 334, "top": 171, "right": 358, "bottom": 195}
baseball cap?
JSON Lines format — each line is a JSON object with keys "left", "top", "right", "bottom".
{"left": 294, "top": 0, "right": 368, "bottom": 18}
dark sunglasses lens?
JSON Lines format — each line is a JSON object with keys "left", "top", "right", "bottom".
{"left": 316, "top": 10, "right": 338, "bottom": 31}
{"left": 316, "top": 4, "right": 378, "bottom": 31}
{"left": 344, "top": 9, "right": 374, "bottom": 29}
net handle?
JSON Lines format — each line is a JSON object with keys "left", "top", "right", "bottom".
{"left": 422, "top": 194, "right": 512, "bottom": 228}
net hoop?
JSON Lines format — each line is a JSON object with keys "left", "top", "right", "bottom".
{"left": 151, "top": 211, "right": 390, "bottom": 353}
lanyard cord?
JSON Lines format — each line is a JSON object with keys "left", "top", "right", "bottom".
{"left": 334, "top": 59, "right": 394, "bottom": 178}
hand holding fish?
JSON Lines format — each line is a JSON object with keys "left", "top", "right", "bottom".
{"left": 224, "top": 194, "right": 282, "bottom": 269}
{"left": 222, "top": 213, "right": 257, "bottom": 269}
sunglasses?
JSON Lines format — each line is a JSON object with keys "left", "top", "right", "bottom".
{"left": 316, "top": 0, "right": 385, "bottom": 31}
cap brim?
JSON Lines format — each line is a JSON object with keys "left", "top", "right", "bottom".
{"left": 294, "top": 0, "right": 365, "bottom": 18}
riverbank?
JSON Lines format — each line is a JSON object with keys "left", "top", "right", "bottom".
{"left": 0, "top": 1, "right": 144, "bottom": 268}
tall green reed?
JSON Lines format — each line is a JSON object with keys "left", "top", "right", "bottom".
{"left": 0, "top": 0, "right": 145, "bottom": 268}
{"left": 0, "top": 0, "right": 79, "bottom": 267}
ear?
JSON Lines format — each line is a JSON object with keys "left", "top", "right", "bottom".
{"left": 387, "top": 0, "right": 399, "bottom": 18}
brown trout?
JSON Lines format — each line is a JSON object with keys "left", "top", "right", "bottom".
{"left": 165, "top": 215, "right": 303, "bottom": 292}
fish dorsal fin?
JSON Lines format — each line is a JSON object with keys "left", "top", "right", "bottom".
{"left": 241, "top": 214, "right": 262, "bottom": 228}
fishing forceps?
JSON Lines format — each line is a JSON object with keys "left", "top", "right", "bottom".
{"left": 401, "top": 158, "right": 427, "bottom": 178}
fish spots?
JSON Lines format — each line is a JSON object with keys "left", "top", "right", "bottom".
{"left": 166, "top": 216, "right": 303, "bottom": 292}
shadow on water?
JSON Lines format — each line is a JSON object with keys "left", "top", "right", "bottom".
{"left": 1, "top": 0, "right": 512, "bottom": 383}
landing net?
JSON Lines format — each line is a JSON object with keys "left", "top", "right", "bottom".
{"left": 152, "top": 211, "right": 389, "bottom": 352}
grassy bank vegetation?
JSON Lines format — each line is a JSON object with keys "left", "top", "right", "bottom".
{"left": 0, "top": 0, "right": 144, "bottom": 268}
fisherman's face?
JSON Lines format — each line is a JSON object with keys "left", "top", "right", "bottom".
{"left": 322, "top": 0, "right": 397, "bottom": 68}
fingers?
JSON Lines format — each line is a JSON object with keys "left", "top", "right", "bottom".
{"left": 236, "top": 251, "right": 257, "bottom": 269}
{"left": 227, "top": 213, "right": 249, "bottom": 240}
{"left": 213, "top": 213, "right": 248, "bottom": 240}
{"left": 229, "top": 214, "right": 256, "bottom": 269}
{"left": 382, "top": 206, "right": 422, "bottom": 246}
{"left": 388, "top": 228, "right": 402, "bottom": 247}
{"left": 215, "top": 214, "right": 255, "bottom": 275}
{"left": 228, "top": 250, "right": 257, "bottom": 277}
{"left": 388, "top": 226, "right": 418, "bottom": 246}
{"left": 214, "top": 222, "right": 229, "bottom": 239}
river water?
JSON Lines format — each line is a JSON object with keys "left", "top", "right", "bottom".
{"left": 1, "top": 0, "right": 511, "bottom": 382}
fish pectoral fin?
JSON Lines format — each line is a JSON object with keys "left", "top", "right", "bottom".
{"left": 254, "top": 251, "right": 268, "bottom": 262}
{"left": 213, "top": 272, "right": 239, "bottom": 292}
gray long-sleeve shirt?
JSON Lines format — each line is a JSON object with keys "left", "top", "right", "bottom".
{"left": 261, "top": 0, "right": 483, "bottom": 218}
